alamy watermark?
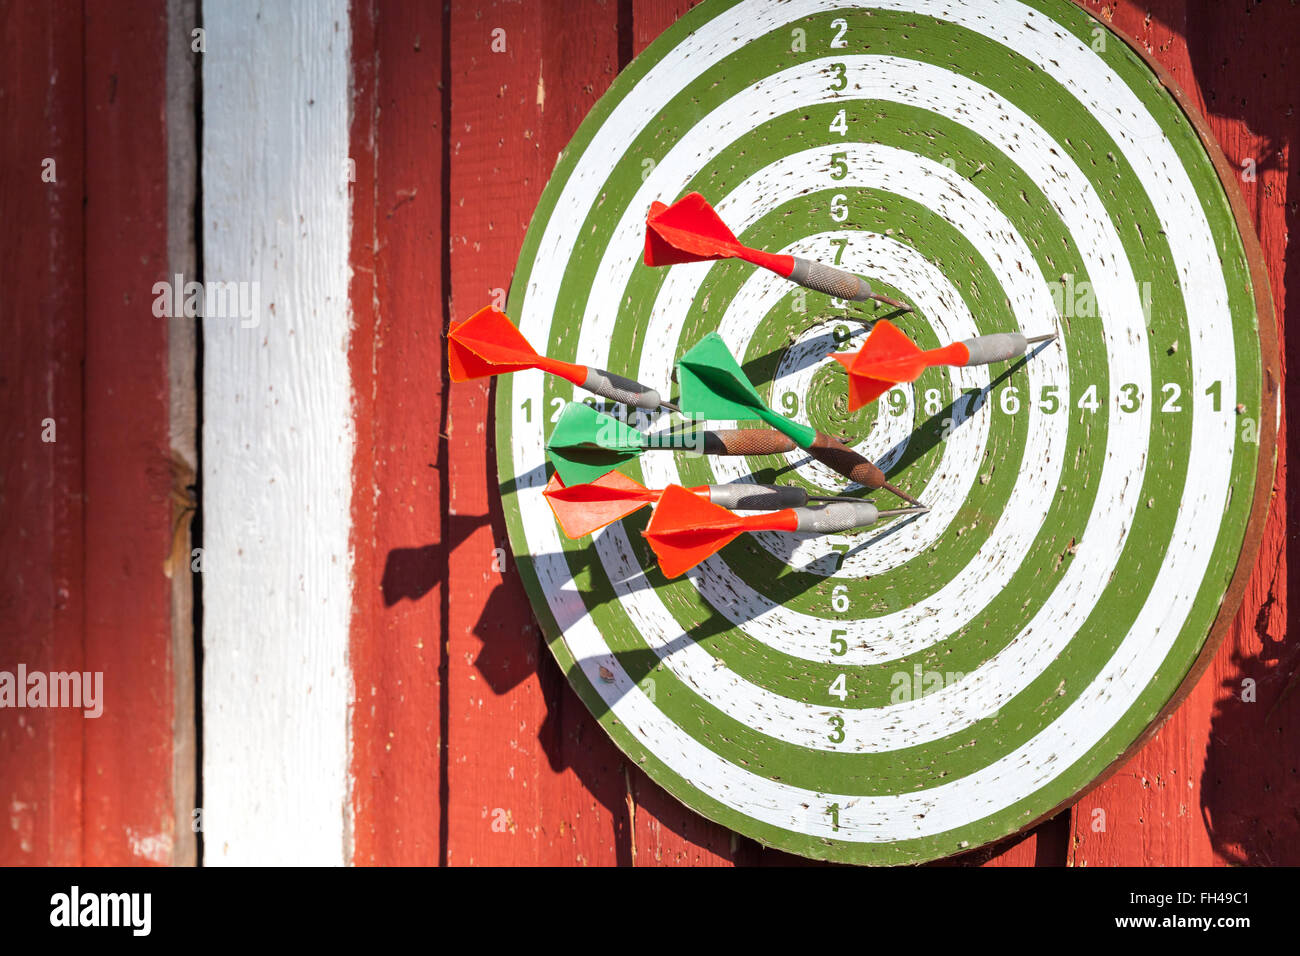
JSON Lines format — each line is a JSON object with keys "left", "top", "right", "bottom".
{"left": 0, "top": 665, "right": 103, "bottom": 718}
{"left": 152, "top": 274, "right": 260, "bottom": 328}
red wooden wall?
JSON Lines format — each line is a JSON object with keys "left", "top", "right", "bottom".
{"left": 0, "top": 0, "right": 182, "bottom": 865}
{"left": 345, "top": 0, "right": 1295, "bottom": 866}
{"left": 0, "top": 0, "right": 1291, "bottom": 867}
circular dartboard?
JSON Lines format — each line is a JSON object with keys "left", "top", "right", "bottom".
{"left": 497, "top": 0, "right": 1277, "bottom": 864}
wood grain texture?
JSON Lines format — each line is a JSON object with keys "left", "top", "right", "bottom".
{"left": 1067, "top": 0, "right": 1293, "bottom": 867}
{"left": 445, "top": 0, "right": 633, "bottom": 866}
{"left": 1, "top": 0, "right": 183, "bottom": 866}
{"left": 0, "top": 0, "right": 87, "bottom": 866}
{"left": 200, "top": 0, "right": 355, "bottom": 865}
{"left": 82, "top": 0, "right": 178, "bottom": 866}
{"left": 348, "top": 0, "right": 448, "bottom": 866}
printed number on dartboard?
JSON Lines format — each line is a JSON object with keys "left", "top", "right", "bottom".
{"left": 875, "top": 380, "right": 1256, "bottom": 443}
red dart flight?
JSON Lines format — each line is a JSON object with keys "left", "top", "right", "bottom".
{"left": 645, "top": 193, "right": 909, "bottom": 309}
{"left": 833, "top": 319, "right": 1055, "bottom": 411}
{"left": 544, "top": 472, "right": 862, "bottom": 540}
{"left": 641, "top": 485, "right": 799, "bottom": 579}
{"left": 543, "top": 472, "right": 661, "bottom": 540}
{"left": 448, "top": 306, "right": 668, "bottom": 410}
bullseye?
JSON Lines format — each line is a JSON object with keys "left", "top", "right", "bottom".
{"left": 479, "top": 0, "right": 1274, "bottom": 864}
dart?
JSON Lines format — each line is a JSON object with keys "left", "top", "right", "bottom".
{"left": 448, "top": 305, "right": 675, "bottom": 411}
{"left": 544, "top": 401, "right": 797, "bottom": 487}
{"left": 645, "top": 192, "right": 910, "bottom": 311}
{"left": 642, "top": 484, "right": 929, "bottom": 578}
{"left": 676, "top": 333, "right": 922, "bottom": 506}
{"left": 833, "top": 319, "right": 1058, "bottom": 411}
{"left": 543, "top": 471, "right": 871, "bottom": 540}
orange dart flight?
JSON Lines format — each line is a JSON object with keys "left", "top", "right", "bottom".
{"left": 645, "top": 193, "right": 910, "bottom": 310}
{"left": 448, "top": 306, "right": 672, "bottom": 410}
{"left": 543, "top": 472, "right": 660, "bottom": 539}
{"left": 543, "top": 472, "right": 869, "bottom": 540}
{"left": 834, "top": 320, "right": 1057, "bottom": 411}
{"left": 642, "top": 484, "right": 926, "bottom": 578}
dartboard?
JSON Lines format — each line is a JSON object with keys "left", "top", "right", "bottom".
{"left": 495, "top": 0, "right": 1277, "bottom": 864}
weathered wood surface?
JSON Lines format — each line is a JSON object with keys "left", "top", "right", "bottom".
{"left": 1068, "top": 0, "right": 1294, "bottom": 867}
{"left": 0, "top": 0, "right": 1289, "bottom": 866}
{"left": 200, "top": 0, "right": 356, "bottom": 864}
{"left": 0, "top": 0, "right": 183, "bottom": 864}
{"left": 353, "top": 0, "right": 1290, "bottom": 866}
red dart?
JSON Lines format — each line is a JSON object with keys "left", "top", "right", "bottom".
{"left": 544, "top": 473, "right": 871, "bottom": 540}
{"left": 544, "top": 472, "right": 661, "bottom": 539}
{"left": 645, "top": 193, "right": 910, "bottom": 310}
{"left": 448, "top": 306, "right": 673, "bottom": 410}
{"left": 833, "top": 320, "right": 1057, "bottom": 411}
{"left": 642, "top": 484, "right": 925, "bottom": 578}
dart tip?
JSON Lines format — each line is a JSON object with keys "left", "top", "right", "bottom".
{"left": 881, "top": 481, "right": 924, "bottom": 508}
{"left": 1025, "top": 332, "right": 1058, "bottom": 345}
{"left": 868, "top": 293, "right": 913, "bottom": 312}
{"left": 877, "top": 505, "right": 930, "bottom": 518}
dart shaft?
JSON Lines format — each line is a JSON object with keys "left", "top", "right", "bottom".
{"left": 807, "top": 432, "right": 886, "bottom": 489}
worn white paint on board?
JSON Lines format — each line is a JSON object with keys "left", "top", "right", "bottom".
{"left": 510, "top": 0, "right": 1235, "bottom": 841}
{"left": 201, "top": 0, "right": 353, "bottom": 864}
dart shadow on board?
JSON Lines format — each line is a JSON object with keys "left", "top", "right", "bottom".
{"left": 880, "top": 342, "right": 1049, "bottom": 477}
{"left": 733, "top": 307, "right": 918, "bottom": 385}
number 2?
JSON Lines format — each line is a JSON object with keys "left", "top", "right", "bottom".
{"left": 829, "top": 17, "right": 848, "bottom": 48}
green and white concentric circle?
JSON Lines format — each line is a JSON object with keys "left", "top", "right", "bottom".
{"left": 497, "top": 0, "right": 1273, "bottom": 864}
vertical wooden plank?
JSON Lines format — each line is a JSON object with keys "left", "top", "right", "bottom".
{"left": 201, "top": 0, "right": 355, "bottom": 864}
{"left": 165, "top": 0, "right": 201, "bottom": 869}
{"left": 80, "top": 0, "right": 178, "bottom": 866}
{"left": 0, "top": 0, "right": 86, "bottom": 866}
{"left": 446, "top": 0, "right": 631, "bottom": 865}
{"left": 348, "top": 0, "right": 448, "bottom": 866}
{"left": 1070, "top": 0, "right": 1293, "bottom": 866}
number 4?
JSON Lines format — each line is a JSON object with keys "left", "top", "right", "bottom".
{"left": 829, "top": 109, "right": 848, "bottom": 136}
{"left": 829, "top": 673, "right": 847, "bottom": 701}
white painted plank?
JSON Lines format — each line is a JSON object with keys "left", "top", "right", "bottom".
{"left": 200, "top": 0, "right": 353, "bottom": 865}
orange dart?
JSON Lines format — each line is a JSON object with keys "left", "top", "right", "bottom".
{"left": 645, "top": 193, "right": 910, "bottom": 310}
{"left": 642, "top": 484, "right": 927, "bottom": 579}
{"left": 834, "top": 320, "right": 1057, "bottom": 411}
{"left": 543, "top": 472, "right": 870, "bottom": 540}
{"left": 449, "top": 306, "right": 676, "bottom": 411}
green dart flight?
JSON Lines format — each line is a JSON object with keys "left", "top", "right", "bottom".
{"left": 677, "top": 333, "right": 818, "bottom": 448}
{"left": 544, "top": 401, "right": 798, "bottom": 486}
{"left": 676, "top": 333, "right": 922, "bottom": 506}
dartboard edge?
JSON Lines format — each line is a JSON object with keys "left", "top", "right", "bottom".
{"left": 494, "top": 0, "right": 1280, "bottom": 865}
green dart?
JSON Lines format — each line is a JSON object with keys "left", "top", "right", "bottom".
{"left": 544, "top": 401, "right": 798, "bottom": 486}
{"left": 677, "top": 333, "right": 819, "bottom": 448}
{"left": 676, "top": 333, "right": 922, "bottom": 506}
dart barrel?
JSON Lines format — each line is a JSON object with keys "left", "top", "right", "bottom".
{"left": 788, "top": 257, "right": 874, "bottom": 302}
{"left": 699, "top": 428, "right": 797, "bottom": 456}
